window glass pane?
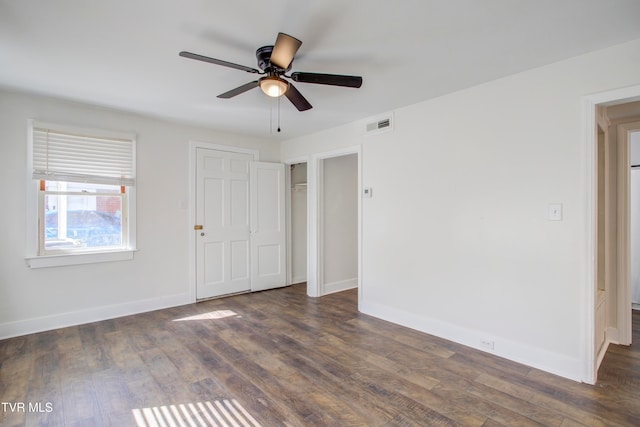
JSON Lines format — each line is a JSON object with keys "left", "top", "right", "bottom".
{"left": 44, "top": 182, "right": 123, "bottom": 250}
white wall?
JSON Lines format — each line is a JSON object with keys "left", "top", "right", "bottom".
{"left": 0, "top": 88, "right": 278, "bottom": 338}
{"left": 322, "top": 154, "right": 358, "bottom": 293}
{"left": 281, "top": 38, "right": 640, "bottom": 381}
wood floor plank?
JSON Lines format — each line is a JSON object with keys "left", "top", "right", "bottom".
{"left": 475, "top": 372, "right": 611, "bottom": 426}
{"left": 250, "top": 323, "right": 462, "bottom": 425}
{"left": 308, "top": 331, "right": 532, "bottom": 426}
{"left": 206, "top": 343, "right": 338, "bottom": 424}
{"left": 0, "top": 335, "right": 35, "bottom": 427}
{"left": 185, "top": 338, "right": 321, "bottom": 426}
{"left": 1, "top": 286, "right": 640, "bottom": 426}
{"left": 56, "top": 326, "right": 102, "bottom": 426}
{"left": 146, "top": 329, "right": 212, "bottom": 384}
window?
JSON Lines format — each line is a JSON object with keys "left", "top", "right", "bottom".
{"left": 41, "top": 181, "right": 125, "bottom": 252}
{"left": 26, "top": 121, "right": 136, "bottom": 267}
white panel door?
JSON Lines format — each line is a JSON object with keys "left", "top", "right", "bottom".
{"left": 196, "top": 148, "right": 252, "bottom": 299}
{"left": 250, "top": 162, "right": 286, "bottom": 291}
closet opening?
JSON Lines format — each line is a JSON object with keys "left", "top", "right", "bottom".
{"left": 289, "top": 162, "right": 308, "bottom": 285}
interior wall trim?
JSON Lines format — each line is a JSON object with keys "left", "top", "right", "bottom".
{"left": 360, "top": 298, "right": 583, "bottom": 383}
{"left": 322, "top": 278, "right": 358, "bottom": 295}
{"left": 0, "top": 292, "right": 191, "bottom": 340}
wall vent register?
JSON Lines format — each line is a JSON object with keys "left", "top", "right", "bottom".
{"left": 366, "top": 114, "right": 393, "bottom": 135}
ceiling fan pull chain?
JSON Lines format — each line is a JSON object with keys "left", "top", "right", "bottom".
{"left": 270, "top": 96, "right": 273, "bottom": 134}
{"left": 277, "top": 96, "right": 281, "bottom": 133}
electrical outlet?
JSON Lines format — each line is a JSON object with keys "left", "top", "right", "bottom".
{"left": 480, "top": 340, "right": 495, "bottom": 350}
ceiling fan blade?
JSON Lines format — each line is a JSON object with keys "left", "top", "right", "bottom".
{"left": 179, "top": 51, "right": 260, "bottom": 74}
{"left": 284, "top": 83, "right": 312, "bottom": 111}
{"left": 270, "top": 33, "right": 302, "bottom": 70}
{"left": 217, "top": 81, "right": 259, "bottom": 98}
{"left": 291, "top": 72, "right": 363, "bottom": 88}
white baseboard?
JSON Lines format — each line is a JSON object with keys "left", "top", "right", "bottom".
{"left": 291, "top": 275, "right": 307, "bottom": 285}
{"left": 322, "top": 278, "right": 358, "bottom": 295}
{"left": 0, "top": 292, "right": 192, "bottom": 340}
{"left": 595, "top": 327, "right": 618, "bottom": 371}
{"left": 359, "top": 298, "right": 583, "bottom": 382}
{"left": 605, "top": 326, "right": 619, "bottom": 345}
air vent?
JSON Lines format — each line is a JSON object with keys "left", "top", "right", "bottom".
{"left": 365, "top": 114, "right": 393, "bottom": 135}
{"left": 377, "top": 118, "right": 390, "bottom": 129}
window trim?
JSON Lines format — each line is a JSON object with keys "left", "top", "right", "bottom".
{"left": 25, "top": 249, "right": 136, "bottom": 269}
{"left": 25, "top": 120, "right": 137, "bottom": 268}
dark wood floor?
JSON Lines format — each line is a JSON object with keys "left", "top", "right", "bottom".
{"left": 1, "top": 284, "right": 639, "bottom": 427}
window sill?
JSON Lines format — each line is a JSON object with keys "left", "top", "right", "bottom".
{"left": 25, "top": 249, "right": 136, "bottom": 269}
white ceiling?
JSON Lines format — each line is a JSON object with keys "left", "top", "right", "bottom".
{"left": 2, "top": 0, "right": 640, "bottom": 140}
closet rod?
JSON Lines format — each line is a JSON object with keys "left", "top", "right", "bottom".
{"left": 632, "top": 165, "right": 640, "bottom": 168}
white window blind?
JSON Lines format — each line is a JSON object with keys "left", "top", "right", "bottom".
{"left": 31, "top": 124, "right": 135, "bottom": 186}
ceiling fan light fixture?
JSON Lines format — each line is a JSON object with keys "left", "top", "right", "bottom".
{"left": 259, "top": 76, "right": 289, "bottom": 97}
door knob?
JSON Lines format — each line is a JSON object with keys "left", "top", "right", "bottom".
{"left": 200, "top": 232, "right": 205, "bottom": 236}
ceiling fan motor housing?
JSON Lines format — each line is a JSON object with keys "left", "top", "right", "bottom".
{"left": 256, "top": 45, "right": 291, "bottom": 73}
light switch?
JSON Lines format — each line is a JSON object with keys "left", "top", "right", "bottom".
{"left": 548, "top": 203, "right": 562, "bottom": 221}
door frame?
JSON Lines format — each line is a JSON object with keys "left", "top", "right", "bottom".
{"left": 308, "top": 145, "right": 362, "bottom": 301}
{"left": 188, "top": 141, "right": 259, "bottom": 302}
{"left": 582, "top": 84, "right": 640, "bottom": 384}
{"left": 618, "top": 120, "right": 640, "bottom": 345}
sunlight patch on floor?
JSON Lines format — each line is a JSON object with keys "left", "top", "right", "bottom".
{"left": 132, "top": 399, "right": 261, "bottom": 427}
{"left": 173, "top": 310, "right": 240, "bottom": 322}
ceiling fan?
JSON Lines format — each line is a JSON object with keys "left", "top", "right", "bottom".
{"left": 179, "top": 32, "right": 363, "bottom": 112}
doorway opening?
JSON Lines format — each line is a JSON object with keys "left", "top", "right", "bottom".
{"left": 289, "top": 162, "right": 307, "bottom": 285}
{"left": 286, "top": 147, "right": 361, "bottom": 302}
{"left": 591, "top": 98, "right": 640, "bottom": 381}
{"left": 318, "top": 153, "right": 359, "bottom": 296}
